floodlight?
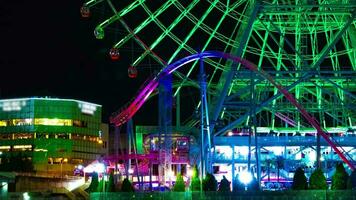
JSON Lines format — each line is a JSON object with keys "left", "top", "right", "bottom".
{"left": 238, "top": 171, "right": 252, "bottom": 185}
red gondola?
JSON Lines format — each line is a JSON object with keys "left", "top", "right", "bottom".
{"left": 109, "top": 48, "right": 120, "bottom": 61}
{"left": 128, "top": 66, "right": 137, "bottom": 78}
{"left": 80, "top": 6, "right": 90, "bottom": 18}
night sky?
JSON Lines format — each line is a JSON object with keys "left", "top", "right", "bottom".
{"left": 0, "top": 1, "right": 155, "bottom": 123}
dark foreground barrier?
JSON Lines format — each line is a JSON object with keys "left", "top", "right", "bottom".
{"left": 90, "top": 190, "right": 356, "bottom": 200}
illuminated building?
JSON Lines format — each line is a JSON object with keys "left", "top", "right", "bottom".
{"left": 212, "top": 128, "right": 356, "bottom": 186}
{"left": 0, "top": 97, "right": 108, "bottom": 175}
{"left": 128, "top": 126, "right": 356, "bottom": 189}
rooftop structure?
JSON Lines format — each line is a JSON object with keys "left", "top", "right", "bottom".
{"left": 0, "top": 97, "right": 108, "bottom": 175}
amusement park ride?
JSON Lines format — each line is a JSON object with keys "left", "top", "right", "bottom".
{"left": 80, "top": 0, "right": 356, "bottom": 190}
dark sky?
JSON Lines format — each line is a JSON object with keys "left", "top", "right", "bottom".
{"left": 0, "top": 1, "right": 153, "bottom": 123}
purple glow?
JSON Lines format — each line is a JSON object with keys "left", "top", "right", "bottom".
{"left": 109, "top": 51, "right": 356, "bottom": 170}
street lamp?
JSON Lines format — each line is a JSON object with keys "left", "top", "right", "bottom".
{"left": 60, "top": 159, "right": 63, "bottom": 179}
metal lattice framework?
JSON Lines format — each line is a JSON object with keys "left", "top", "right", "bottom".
{"left": 81, "top": 0, "right": 356, "bottom": 180}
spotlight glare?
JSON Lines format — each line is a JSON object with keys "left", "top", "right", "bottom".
{"left": 238, "top": 171, "right": 252, "bottom": 185}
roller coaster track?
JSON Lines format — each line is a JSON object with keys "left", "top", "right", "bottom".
{"left": 109, "top": 51, "right": 355, "bottom": 170}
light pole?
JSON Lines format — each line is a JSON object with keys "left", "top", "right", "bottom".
{"left": 60, "top": 159, "right": 63, "bottom": 179}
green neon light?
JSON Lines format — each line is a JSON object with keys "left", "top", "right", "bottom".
{"left": 131, "top": 0, "right": 200, "bottom": 66}
{"left": 113, "top": 0, "right": 176, "bottom": 49}
{"left": 85, "top": 1, "right": 356, "bottom": 132}
{"left": 135, "top": 126, "right": 144, "bottom": 154}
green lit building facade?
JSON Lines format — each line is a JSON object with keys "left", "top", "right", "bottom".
{"left": 0, "top": 97, "right": 108, "bottom": 174}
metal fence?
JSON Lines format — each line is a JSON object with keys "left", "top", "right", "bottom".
{"left": 90, "top": 190, "right": 356, "bottom": 200}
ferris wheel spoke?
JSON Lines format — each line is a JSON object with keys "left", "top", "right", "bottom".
{"left": 111, "top": 1, "right": 176, "bottom": 50}
{"left": 167, "top": 0, "right": 219, "bottom": 64}
{"left": 93, "top": 0, "right": 145, "bottom": 39}
{"left": 130, "top": 0, "right": 200, "bottom": 67}
{"left": 250, "top": 29, "right": 294, "bottom": 76}
{"left": 129, "top": 0, "right": 229, "bottom": 72}
{"left": 173, "top": 1, "right": 242, "bottom": 49}
{"left": 83, "top": 0, "right": 105, "bottom": 8}
{"left": 343, "top": 26, "right": 356, "bottom": 68}
{"left": 173, "top": 5, "right": 233, "bottom": 96}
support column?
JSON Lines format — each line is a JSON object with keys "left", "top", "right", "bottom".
{"left": 199, "top": 56, "right": 212, "bottom": 176}
{"left": 251, "top": 72, "right": 261, "bottom": 188}
{"left": 126, "top": 122, "right": 132, "bottom": 179}
{"left": 248, "top": 127, "right": 252, "bottom": 171}
{"left": 200, "top": 67, "right": 206, "bottom": 184}
{"left": 317, "top": 134, "right": 321, "bottom": 168}
{"left": 158, "top": 74, "right": 173, "bottom": 187}
{"left": 231, "top": 145, "right": 235, "bottom": 191}
{"left": 176, "top": 90, "right": 181, "bottom": 128}
{"left": 149, "top": 160, "right": 152, "bottom": 191}
{"left": 114, "top": 126, "right": 120, "bottom": 184}
{"left": 210, "top": 1, "right": 261, "bottom": 133}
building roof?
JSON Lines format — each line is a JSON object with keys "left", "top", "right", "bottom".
{"left": 0, "top": 97, "right": 102, "bottom": 107}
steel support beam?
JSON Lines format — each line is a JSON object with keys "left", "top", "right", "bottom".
{"left": 214, "top": 9, "right": 356, "bottom": 136}
{"left": 211, "top": 2, "right": 261, "bottom": 132}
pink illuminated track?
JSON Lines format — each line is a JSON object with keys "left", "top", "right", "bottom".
{"left": 110, "top": 51, "right": 355, "bottom": 170}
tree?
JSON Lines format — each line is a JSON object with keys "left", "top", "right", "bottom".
{"left": 347, "top": 176, "right": 352, "bottom": 190}
{"left": 121, "top": 178, "right": 135, "bottom": 192}
{"left": 347, "top": 170, "right": 356, "bottom": 190}
{"left": 309, "top": 168, "right": 327, "bottom": 190}
{"left": 98, "top": 179, "right": 104, "bottom": 192}
{"left": 292, "top": 167, "right": 308, "bottom": 190}
{"left": 331, "top": 163, "right": 349, "bottom": 190}
{"left": 190, "top": 166, "right": 201, "bottom": 191}
{"left": 107, "top": 172, "right": 116, "bottom": 192}
{"left": 88, "top": 172, "right": 99, "bottom": 193}
{"left": 233, "top": 174, "right": 245, "bottom": 192}
{"left": 274, "top": 156, "right": 285, "bottom": 183}
{"left": 248, "top": 176, "right": 260, "bottom": 191}
{"left": 173, "top": 173, "right": 185, "bottom": 192}
{"left": 202, "top": 173, "right": 217, "bottom": 191}
{"left": 218, "top": 176, "right": 230, "bottom": 192}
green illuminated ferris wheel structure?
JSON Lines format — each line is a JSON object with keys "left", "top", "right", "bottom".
{"left": 81, "top": 0, "right": 356, "bottom": 175}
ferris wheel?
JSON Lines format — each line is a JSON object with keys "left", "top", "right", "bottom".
{"left": 80, "top": 0, "right": 355, "bottom": 133}
{"left": 79, "top": 1, "right": 356, "bottom": 185}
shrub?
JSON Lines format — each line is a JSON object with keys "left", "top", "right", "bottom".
{"left": 173, "top": 173, "right": 185, "bottom": 192}
{"left": 88, "top": 172, "right": 99, "bottom": 192}
{"left": 309, "top": 168, "right": 327, "bottom": 190}
{"left": 218, "top": 176, "right": 230, "bottom": 192}
{"left": 331, "top": 163, "right": 349, "bottom": 190}
{"left": 202, "top": 173, "right": 217, "bottom": 191}
{"left": 97, "top": 180, "right": 104, "bottom": 192}
{"left": 292, "top": 167, "right": 308, "bottom": 190}
{"left": 248, "top": 176, "right": 260, "bottom": 191}
{"left": 121, "top": 178, "right": 135, "bottom": 192}
{"left": 347, "top": 170, "right": 356, "bottom": 189}
{"left": 107, "top": 172, "right": 116, "bottom": 192}
{"left": 233, "top": 174, "right": 245, "bottom": 192}
{"left": 190, "top": 166, "right": 201, "bottom": 191}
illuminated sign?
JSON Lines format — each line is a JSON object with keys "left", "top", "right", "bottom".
{"left": 13, "top": 145, "right": 32, "bottom": 149}
{"left": 78, "top": 102, "right": 97, "bottom": 115}
{"left": 0, "top": 100, "right": 27, "bottom": 111}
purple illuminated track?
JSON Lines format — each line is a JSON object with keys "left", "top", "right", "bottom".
{"left": 110, "top": 51, "right": 355, "bottom": 170}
